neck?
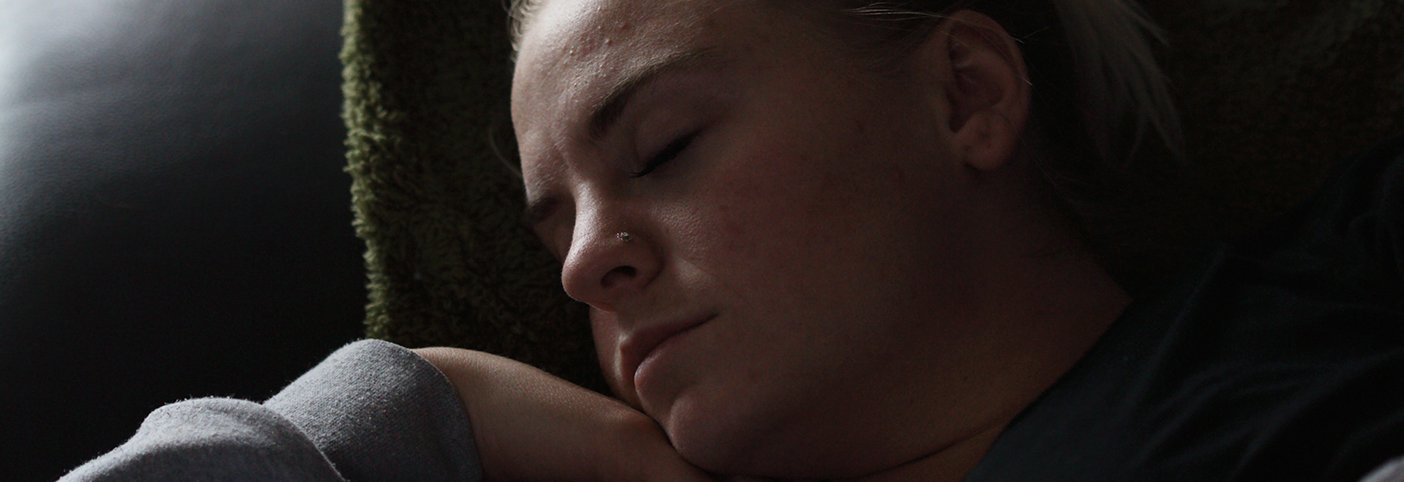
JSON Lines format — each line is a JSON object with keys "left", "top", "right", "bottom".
{"left": 724, "top": 158, "right": 1131, "bottom": 482}
{"left": 835, "top": 423, "right": 1005, "bottom": 482}
{"left": 845, "top": 252, "right": 1128, "bottom": 482}
{"left": 859, "top": 167, "right": 1131, "bottom": 482}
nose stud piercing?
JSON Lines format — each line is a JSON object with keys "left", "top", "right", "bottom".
{"left": 616, "top": 232, "right": 633, "bottom": 242}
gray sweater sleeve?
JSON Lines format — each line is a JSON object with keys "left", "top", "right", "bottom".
{"left": 59, "top": 339, "right": 482, "bottom": 482}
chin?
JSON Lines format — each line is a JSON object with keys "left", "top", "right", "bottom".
{"left": 658, "top": 387, "right": 821, "bottom": 479}
{"left": 661, "top": 388, "right": 890, "bottom": 480}
{"left": 662, "top": 393, "right": 763, "bottom": 474}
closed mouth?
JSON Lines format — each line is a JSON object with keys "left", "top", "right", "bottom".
{"left": 619, "top": 312, "right": 716, "bottom": 390}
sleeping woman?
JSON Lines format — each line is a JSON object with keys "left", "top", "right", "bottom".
{"left": 62, "top": 0, "right": 1404, "bottom": 481}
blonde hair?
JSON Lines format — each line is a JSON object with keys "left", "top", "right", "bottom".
{"left": 822, "top": 0, "right": 1180, "bottom": 166}
{"left": 1054, "top": 0, "right": 1181, "bottom": 163}
{"left": 507, "top": 0, "right": 541, "bottom": 61}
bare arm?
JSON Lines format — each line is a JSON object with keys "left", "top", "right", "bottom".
{"left": 413, "top": 347, "right": 715, "bottom": 482}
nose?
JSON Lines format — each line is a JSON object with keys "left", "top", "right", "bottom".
{"left": 560, "top": 215, "right": 660, "bottom": 313}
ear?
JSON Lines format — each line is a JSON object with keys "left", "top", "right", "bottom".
{"left": 923, "top": 10, "right": 1031, "bottom": 172}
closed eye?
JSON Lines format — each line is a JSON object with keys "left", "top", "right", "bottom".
{"left": 630, "top": 133, "right": 696, "bottom": 179}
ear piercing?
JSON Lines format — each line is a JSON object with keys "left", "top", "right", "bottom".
{"left": 616, "top": 232, "right": 633, "bottom": 242}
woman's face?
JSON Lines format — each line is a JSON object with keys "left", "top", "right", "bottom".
{"left": 513, "top": 0, "right": 1013, "bottom": 476}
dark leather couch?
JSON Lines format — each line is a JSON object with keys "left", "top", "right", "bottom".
{"left": 0, "top": 1, "right": 365, "bottom": 480}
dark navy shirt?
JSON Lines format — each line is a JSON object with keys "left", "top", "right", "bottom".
{"left": 967, "top": 134, "right": 1404, "bottom": 482}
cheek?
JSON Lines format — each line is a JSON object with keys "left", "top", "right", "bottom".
{"left": 703, "top": 152, "right": 825, "bottom": 268}
{"left": 672, "top": 112, "right": 953, "bottom": 351}
{"left": 670, "top": 159, "right": 882, "bottom": 327}
{"left": 709, "top": 129, "right": 895, "bottom": 262}
{"left": 670, "top": 70, "right": 926, "bottom": 275}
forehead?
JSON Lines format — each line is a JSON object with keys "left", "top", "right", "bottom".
{"left": 511, "top": 0, "right": 719, "bottom": 104}
{"left": 510, "top": 0, "right": 756, "bottom": 185}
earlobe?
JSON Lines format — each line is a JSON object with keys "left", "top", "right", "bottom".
{"left": 932, "top": 11, "right": 1032, "bottom": 172}
{"left": 958, "top": 111, "right": 1018, "bottom": 171}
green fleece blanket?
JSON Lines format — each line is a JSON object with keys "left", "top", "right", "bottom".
{"left": 341, "top": 0, "right": 1403, "bottom": 390}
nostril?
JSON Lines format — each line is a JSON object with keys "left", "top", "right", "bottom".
{"left": 601, "top": 265, "right": 637, "bottom": 289}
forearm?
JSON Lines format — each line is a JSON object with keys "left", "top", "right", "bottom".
{"left": 412, "top": 346, "right": 714, "bottom": 482}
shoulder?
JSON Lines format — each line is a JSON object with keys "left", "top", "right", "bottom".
{"left": 969, "top": 133, "right": 1404, "bottom": 482}
{"left": 1239, "top": 132, "right": 1404, "bottom": 282}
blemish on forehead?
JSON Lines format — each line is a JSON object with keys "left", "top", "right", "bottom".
{"left": 563, "top": 9, "right": 637, "bottom": 58}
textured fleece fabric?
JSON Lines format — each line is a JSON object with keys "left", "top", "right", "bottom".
{"left": 58, "top": 340, "right": 482, "bottom": 482}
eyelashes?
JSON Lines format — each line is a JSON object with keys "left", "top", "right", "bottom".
{"left": 629, "top": 132, "right": 696, "bottom": 179}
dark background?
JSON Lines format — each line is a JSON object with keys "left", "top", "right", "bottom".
{"left": 0, "top": 1, "right": 365, "bottom": 480}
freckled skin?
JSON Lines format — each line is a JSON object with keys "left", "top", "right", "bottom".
{"left": 512, "top": 0, "right": 1128, "bottom": 479}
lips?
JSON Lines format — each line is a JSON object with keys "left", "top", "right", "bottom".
{"left": 619, "top": 312, "right": 715, "bottom": 391}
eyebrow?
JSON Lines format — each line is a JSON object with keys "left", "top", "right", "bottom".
{"left": 524, "top": 47, "right": 727, "bottom": 227}
{"left": 586, "top": 47, "right": 726, "bottom": 143}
